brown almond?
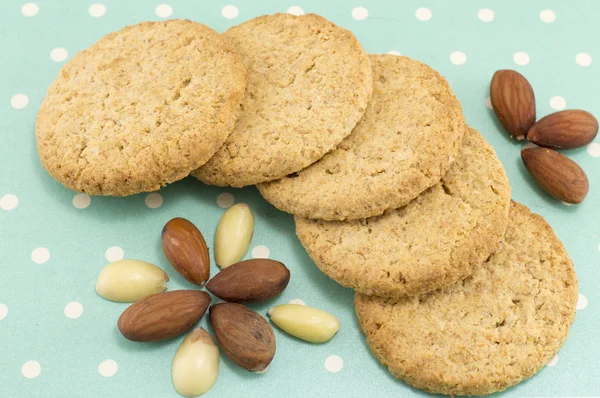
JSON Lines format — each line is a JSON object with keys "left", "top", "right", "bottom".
{"left": 209, "top": 303, "right": 275, "bottom": 372}
{"left": 521, "top": 147, "right": 589, "bottom": 204}
{"left": 162, "top": 217, "right": 210, "bottom": 286}
{"left": 490, "top": 70, "right": 536, "bottom": 140}
{"left": 206, "top": 259, "right": 290, "bottom": 303}
{"left": 118, "top": 290, "right": 211, "bottom": 342}
{"left": 527, "top": 110, "right": 599, "bottom": 149}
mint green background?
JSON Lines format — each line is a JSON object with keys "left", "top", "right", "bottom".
{"left": 1, "top": 0, "right": 599, "bottom": 397}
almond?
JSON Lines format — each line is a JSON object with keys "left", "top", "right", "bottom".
{"left": 95, "top": 259, "right": 168, "bottom": 303}
{"left": 209, "top": 303, "right": 275, "bottom": 372}
{"left": 162, "top": 217, "right": 210, "bottom": 286}
{"left": 215, "top": 203, "right": 255, "bottom": 268}
{"left": 118, "top": 290, "right": 211, "bottom": 342}
{"left": 521, "top": 147, "right": 589, "bottom": 204}
{"left": 206, "top": 259, "right": 290, "bottom": 303}
{"left": 172, "top": 328, "right": 220, "bottom": 397}
{"left": 490, "top": 70, "right": 536, "bottom": 140}
{"left": 527, "top": 110, "right": 599, "bottom": 149}
{"left": 268, "top": 304, "right": 340, "bottom": 343}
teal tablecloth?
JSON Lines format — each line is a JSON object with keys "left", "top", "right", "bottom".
{"left": 1, "top": 0, "right": 598, "bottom": 396}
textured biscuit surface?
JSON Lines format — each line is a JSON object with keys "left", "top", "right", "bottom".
{"left": 37, "top": 20, "right": 247, "bottom": 196}
{"left": 258, "top": 54, "right": 465, "bottom": 220}
{"left": 355, "top": 202, "right": 578, "bottom": 396}
{"left": 192, "top": 13, "right": 372, "bottom": 187}
{"left": 296, "top": 127, "right": 511, "bottom": 298}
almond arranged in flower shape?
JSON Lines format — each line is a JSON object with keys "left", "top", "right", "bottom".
{"left": 172, "top": 328, "right": 220, "bottom": 397}
{"left": 490, "top": 70, "right": 536, "bottom": 140}
{"left": 521, "top": 147, "right": 589, "bottom": 204}
{"left": 209, "top": 303, "right": 275, "bottom": 372}
{"left": 162, "top": 217, "right": 210, "bottom": 286}
{"left": 206, "top": 259, "right": 290, "bottom": 303}
{"left": 215, "top": 203, "right": 255, "bottom": 268}
{"left": 118, "top": 290, "right": 211, "bottom": 342}
{"left": 527, "top": 110, "right": 599, "bottom": 149}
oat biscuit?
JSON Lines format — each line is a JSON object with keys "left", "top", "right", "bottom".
{"left": 37, "top": 20, "right": 247, "bottom": 196}
{"left": 295, "top": 127, "right": 511, "bottom": 298}
{"left": 355, "top": 201, "right": 578, "bottom": 396}
{"left": 192, "top": 13, "right": 372, "bottom": 187}
{"left": 259, "top": 54, "right": 465, "bottom": 220}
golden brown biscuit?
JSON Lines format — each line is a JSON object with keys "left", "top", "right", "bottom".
{"left": 295, "top": 127, "right": 511, "bottom": 298}
{"left": 259, "top": 54, "right": 465, "bottom": 220}
{"left": 37, "top": 20, "right": 247, "bottom": 196}
{"left": 355, "top": 201, "right": 578, "bottom": 396}
{"left": 193, "top": 13, "right": 372, "bottom": 187}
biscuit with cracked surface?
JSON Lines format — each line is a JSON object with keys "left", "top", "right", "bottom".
{"left": 295, "top": 127, "right": 511, "bottom": 298}
{"left": 355, "top": 201, "right": 578, "bottom": 396}
{"left": 192, "top": 13, "right": 372, "bottom": 187}
{"left": 259, "top": 54, "right": 465, "bottom": 220}
{"left": 37, "top": 20, "right": 247, "bottom": 196}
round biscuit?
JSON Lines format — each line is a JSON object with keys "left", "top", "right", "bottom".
{"left": 355, "top": 201, "right": 578, "bottom": 396}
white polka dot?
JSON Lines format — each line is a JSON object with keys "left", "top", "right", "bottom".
{"left": 221, "top": 5, "right": 239, "bottom": 19}
{"left": 485, "top": 97, "right": 493, "bottom": 109}
{"left": 31, "top": 248, "right": 50, "bottom": 264}
{"left": 21, "top": 3, "right": 39, "bottom": 17}
{"left": 1, "top": 194, "right": 18, "bottom": 210}
{"left": 547, "top": 354, "right": 558, "bottom": 367}
{"left": 324, "top": 355, "right": 343, "bottom": 372}
{"left": 145, "top": 193, "right": 163, "bottom": 208}
{"left": 252, "top": 245, "right": 270, "bottom": 259}
{"left": 287, "top": 6, "right": 304, "bottom": 16}
{"left": 587, "top": 142, "right": 600, "bottom": 158}
{"left": 105, "top": 246, "right": 124, "bottom": 262}
{"left": 288, "top": 299, "right": 305, "bottom": 306}
{"left": 523, "top": 142, "right": 539, "bottom": 150}
{"left": 478, "top": 8, "right": 494, "bottom": 22}
{"left": 155, "top": 4, "right": 172, "bottom": 18}
{"left": 217, "top": 192, "right": 234, "bottom": 208}
{"left": 98, "top": 359, "right": 118, "bottom": 377}
{"left": 577, "top": 294, "right": 588, "bottom": 310}
{"left": 576, "top": 52, "right": 592, "bottom": 67}
{"left": 50, "top": 48, "right": 68, "bottom": 62}
{"left": 22, "top": 361, "right": 41, "bottom": 379}
{"left": 540, "top": 10, "right": 556, "bottom": 23}
{"left": 387, "top": 50, "right": 401, "bottom": 56}
{"left": 415, "top": 8, "right": 431, "bottom": 21}
{"left": 72, "top": 193, "right": 91, "bottom": 209}
{"left": 598, "top": 242, "right": 600, "bottom": 253}
{"left": 88, "top": 3, "right": 106, "bottom": 17}
{"left": 11, "top": 94, "right": 29, "bottom": 109}
{"left": 513, "top": 52, "right": 530, "bottom": 66}
{"left": 64, "top": 302, "right": 83, "bottom": 319}
{"left": 550, "top": 96, "right": 566, "bottom": 110}
{"left": 0, "top": 304, "right": 7, "bottom": 320}
{"left": 352, "top": 7, "right": 368, "bottom": 20}
{"left": 450, "top": 51, "right": 466, "bottom": 65}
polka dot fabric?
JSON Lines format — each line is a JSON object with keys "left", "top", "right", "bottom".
{"left": 0, "top": 1, "right": 597, "bottom": 397}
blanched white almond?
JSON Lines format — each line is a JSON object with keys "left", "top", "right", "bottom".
{"left": 268, "top": 304, "right": 340, "bottom": 343}
{"left": 215, "top": 203, "right": 255, "bottom": 268}
{"left": 95, "top": 259, "right": 168, "bottom": 303}
{"left": 172, "top": 328, "right": 220, "bottom": 397}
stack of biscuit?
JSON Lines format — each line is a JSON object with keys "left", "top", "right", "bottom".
{"left": 36, "top": 14, "right": 578, "bottom": 396}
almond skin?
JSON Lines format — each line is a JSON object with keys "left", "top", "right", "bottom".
{"left": 162, "top": 217, "right": 210, "bottom": 286}
{"left": 206, "top": 259, "right": 290, "bottom": 303}
{"left": 521, "top": 147, "right": 589, "bottom": 204}
{"left": 490, "top": 70, "right": 536, "bottom": 140}
{"left": 209, "top": 303, "right": 275, "bottom": 372}
{"left": 527, "top": 110, "right": 599, "bottom": 149}
{"left": 118, "top": 290, "right": 211, "bottom": 342}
